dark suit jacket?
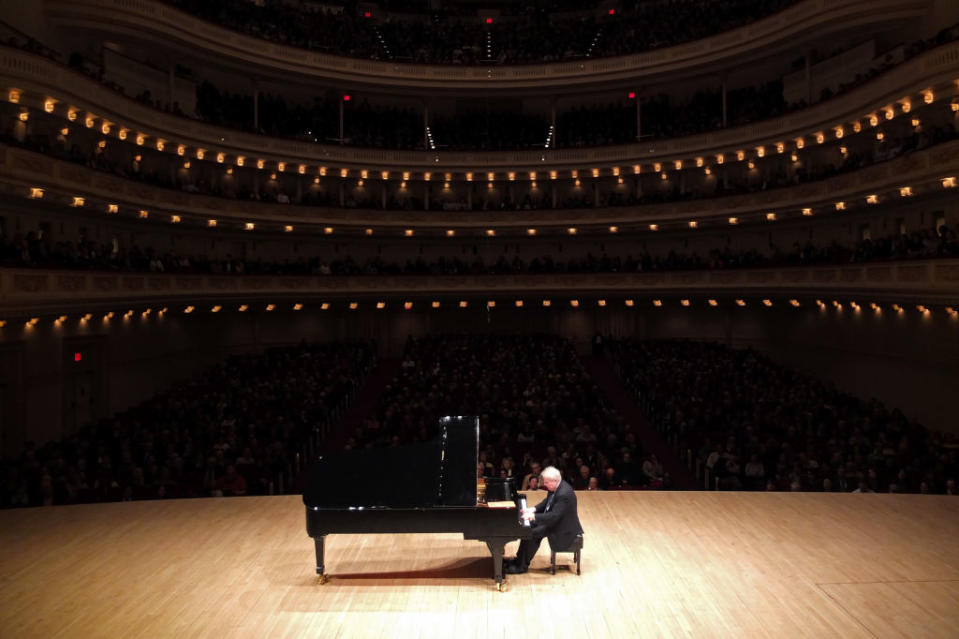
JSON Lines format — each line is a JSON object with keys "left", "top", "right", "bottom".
{"left": 532, "top": 479, "right": 584, "bottom": 550}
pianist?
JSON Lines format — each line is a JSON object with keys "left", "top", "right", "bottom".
{"left": 506, "top": 466, "right": 583, "bottom": 574}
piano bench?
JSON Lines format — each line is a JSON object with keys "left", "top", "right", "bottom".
{"left": 549, "top": 534, "right": 583, "bottom": 575}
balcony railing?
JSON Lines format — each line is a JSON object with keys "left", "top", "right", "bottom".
{"left": 44, "top": 0, "right": 930, "bottom": 91}
{"left": 3, "top": 38, "right": 956, "bottom": 172}
{"left": 2, "top": 139, "right": 957, "bottom": 230}
{"left": 2, "top": 260, "right": 957, "bottom": 316}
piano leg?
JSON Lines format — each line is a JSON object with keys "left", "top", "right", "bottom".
{"left": 485, "top": 539, "right": 508, "bottom": 591}
{"left": 314, "top": 536, "right": 327, "bottom": 581}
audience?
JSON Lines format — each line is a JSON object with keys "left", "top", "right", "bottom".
{"left": 605, "top": 339, "right": 958, "bottom": 494}
{"left": 3, "top": 225, "right": 956, "bottom": 276}
{"left": 348, "top": 334, "right": 664, "bottom": 490}
{"left": 0, "top": 342, "right": 375, "bottom": 507}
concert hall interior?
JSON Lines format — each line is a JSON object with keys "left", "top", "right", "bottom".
{"left": 1, "top": 0, "right": 958, "bottom": 637}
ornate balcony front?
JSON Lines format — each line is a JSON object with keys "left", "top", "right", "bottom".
{"left": 2, "top": 260, "right": 958, "bottom": 317}
{"left": 3, "top": 39, "right": 957, "bottom": 174}
{"left": 2, "top": 140, "right": 957, "bottom": 231}
{"left": 44, "top": 0, "right": 931, "bottom": 93}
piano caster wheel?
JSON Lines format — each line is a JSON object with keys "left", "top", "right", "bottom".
{"left": 497, "top": 581, "right": 508, "bottom": 592}
{"left": 318, "top": 574, "right": 330, "bottom": 585}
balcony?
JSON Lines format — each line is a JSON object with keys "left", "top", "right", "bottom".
{"left": 2, "top": 259, "right": 957, "bottom": 317}
{"left": 3, "top": 39, "right": 957, "bottom": 173}
{"left": 44, "top": 0, "right": 931, "bottom": 92}
{"left": 2, "top": 139, "right": 957, "bottom": 231}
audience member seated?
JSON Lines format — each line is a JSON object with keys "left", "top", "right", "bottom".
{"left": 604, "top": 339, "right": 958, "bottom": 494}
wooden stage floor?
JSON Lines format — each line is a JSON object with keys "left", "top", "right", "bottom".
{"left": 1, "top": 492, "right": 958, "bottom": 639}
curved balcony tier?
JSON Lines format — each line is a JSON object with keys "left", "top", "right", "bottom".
{"left": 44, "top": 0, "right": 930, "bottom": 94}
{"left": 2, "top": 140, "right": 957, "bottom": 232}
{"left": 2, "top": 260, "right": 957, "bottom": 318}
{"left": 3, "top": 41, "right": 957, "bottom": 175}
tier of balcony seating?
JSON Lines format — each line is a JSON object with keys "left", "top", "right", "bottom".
{"left": 163, "top": 0, "right": 797, "bottom": 66}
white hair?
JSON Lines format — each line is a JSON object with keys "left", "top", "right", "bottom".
{"left": 541, "top": 466, "right": 561, "bottom": 481}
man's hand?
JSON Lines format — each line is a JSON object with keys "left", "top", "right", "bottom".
{"left": 521, "top": 507, "right": 535, "bottom": 522}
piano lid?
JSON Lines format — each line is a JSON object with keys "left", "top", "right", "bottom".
{"left": 303, "top": 415, "right": 479, "bottom": 509}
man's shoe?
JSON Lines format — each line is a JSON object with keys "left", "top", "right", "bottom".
{"left": 505, "top": 563, "right": 528, "bottom": 574}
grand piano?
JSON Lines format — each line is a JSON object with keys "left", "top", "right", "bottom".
{"left": 303, "top": 416, "right": 532, "bottom": 589}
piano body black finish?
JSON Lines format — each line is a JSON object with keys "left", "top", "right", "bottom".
{"left": 303, "top": 416, "right": 531, "bottom": 588}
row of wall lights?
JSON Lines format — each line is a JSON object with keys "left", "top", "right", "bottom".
{"left": 7, "top": 301, "right": 957, "bottom": 328}
{"left": 9, "top": 86, "right": 949, "bottom": 185}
